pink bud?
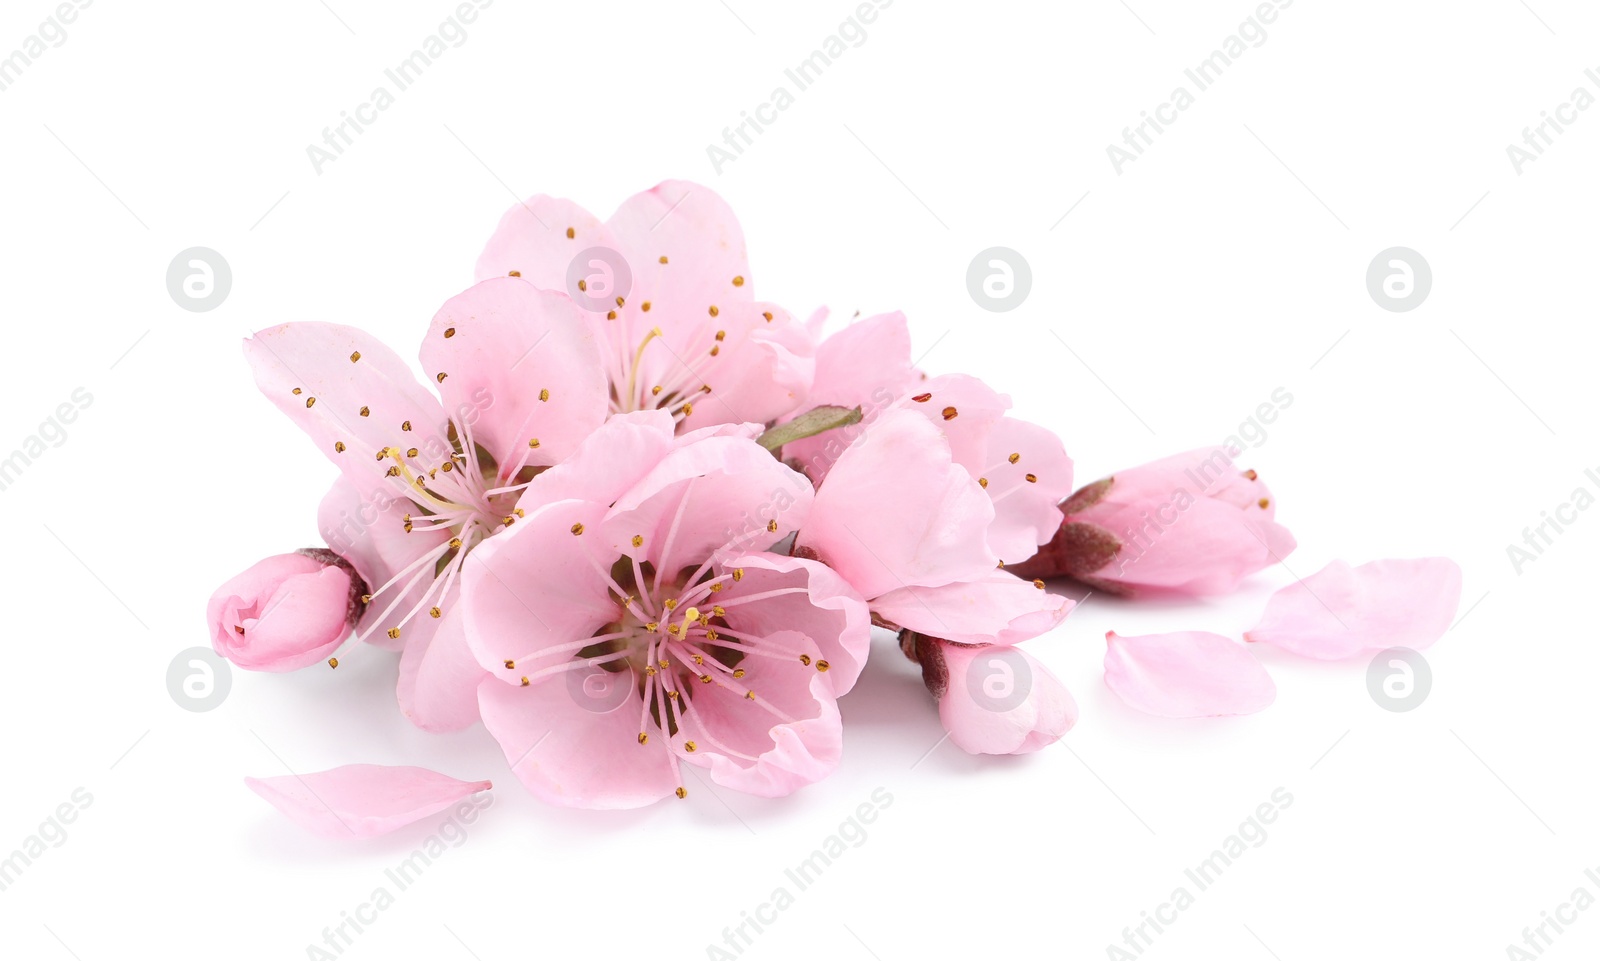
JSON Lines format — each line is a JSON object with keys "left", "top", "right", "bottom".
{"left": 1012, "top": 448, "right": 1296, "bottom": 596}
{"left": 207, "top": 550, "right": 363, "bottom": 672}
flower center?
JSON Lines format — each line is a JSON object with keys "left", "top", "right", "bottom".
{"left": 350, "top": 419, "right": 543, "bottom": 644}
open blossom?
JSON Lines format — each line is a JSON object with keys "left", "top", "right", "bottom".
{"left": 459, "top": 411, "right": 870, "bottom": 809}
{"left": 474, "top": 180, "right": 815, "bottom": 431}
{"left": 791, "top": 403, "right": 1075, "bottom": 755}
{"left": 244, "top": 277, "right": 609, "bottom": 730}
{"left": 207, "top": 550, "right": 362, "bottom": 672}
{"left": 1011, "top": 448, "right": 1296, "bottom": 596}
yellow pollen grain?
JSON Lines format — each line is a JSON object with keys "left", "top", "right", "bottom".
{"left": 1009, "top": 453, "right": 1020, "bottom": 464}
{"left": 520, "top": 676, "right": 530, "bottom": 686}
{"left": 663, "top": 598, "right": 677, "bottom": 610}
{"left": 709, "top": 583, "right": 724, "bottom": 592}
{"left": 406, "top": 447, "right": 419, "bottom": 458}
{"left": 708, "top": 305, "right": 719, "bottom": 317}
{"left": 732, "top": 669, "right": 745, "bottom": 679}
{"left": 449, "top": 537, "right": 462, "bottom": 549}
{"left": 504, "top": 659, "right": 515, "bottom": 669}
{"left": 641, "top": 301, "right": 651, "bottom": 312}
{"left": 638, "top": 733, "right": 649, "bottom": 745}
{"left": 1033, "top": 579, "right": 1046, "bottom": 589}
{"left": 762, "top": 311, "right": 773, "bottom": 322}
{"left": 732, "top": 275, "right": 744, "bottom": 287}
{"left": 566, "top": 227, "right": 575, "bottom": 239}
{"left": 607, "top": 310, "right": 617, "bottom": 320}
{"left": 387, "top": 627, "right": 401, "bottom": 639}
{"left": 712, "top": 606, "right": 725, "bottom": 617}
{"left": 292, "top": 387, "right": 302, "bottom": 395}
{"left": 632, "top": 534, "right": 643, "bottom": 548}
{"left": 1025, "top": 473, "right": 1038, "bottom": 484}
{"left": 503, "top": 515, "right": 516, "bottom": 526}
{"left": 528, "top": 438, "right": 541, "bottom": 448}
{"left": 616, "top": 296, "right": 625, "bottom": 307}
{"left": 508, "top": 270, "right": 522, "bottom": 277}
{"left": 659, "top": 255, "right": 669, "bottom": 264}
{"left": 360, "top": 406, "right": 370, "bottom": 417}
{"left": 912, "top": 393, "right": 932, "bottom": 403}
{"left": 570, "top": 523, "right": 584, "bottom": 535}
{"left": 539, "top": 388, "right": 550, "bottom": 402}
{"left": 306, "top": 396, "right": 316, "bottom": 408}
{"left": 675, "top": 786, "right": 687, "bottom": 798}
{"left": 942, "top": 406, "right": 958, "bottom": 420}
{"left": 799, "top": 654, "right": 811, "bottom": 666}
{"left": 402, "top": 420, "right": 412, "bottom": 431}
{"left": 732, "top": 569, "right": 744, "bottom": 581}
{"left": 350, "top": 351, "right": 361, "bottom": 363}
{"left": 715, "top": 330, "right": 726, "bottom": 341}
{"left": 767, "top": 519, "right": 778, "bottom": 533}
{"left": 681, "top": 402, "right": 694, "bottom": 416}
{"left": 436, "top": 372, "right": 447, "bottom": 383}
{"left": 385, "top": 466, "right": 400, "bottom": 477}
{"left": 651, "top": 385, "right": 663, "bottom": 396}
{"left": 709, "top": 346, "right": 720, "bottom": 358}
{"left": 328, "top": 657, "right": 339, "bottom": 668}
{"left": 745, "top": 690, "right": 755, "bottom": 700}
{"left": 979, "top": 477, "right": 989, "bottom": 489}
{"left": 816, "top": 660, "right": 830, "bottom": 672}
{"left": 334, "top": 441, "right": 346, "bottom": 453}
{"left": 1258, "top": 497, "right": 1270, "bottom": 509}
{"left": 430, "top": 607, "right": 441, "bottom": 618}
{"left": 441, "top": 461, "right": 453, "bottom": 472}
{"left": 361, "top": 594, "right": 373, "bottom": 604}
{"left": 578, "top": 279, "right": 588, "bottom": 292}
{"left": 684, "top": 741, "right": 697, "bottom": 753}
{"left": 701, "top": 674, "right": 712, "bottom": 684}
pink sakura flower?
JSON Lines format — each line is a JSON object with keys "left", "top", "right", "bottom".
{"left": 474, "top": 180, "right": 815, "bottom": 432}
{"left": 243, "top": 277, "right": 609, "bottom": 730}
{"left": 792, "top": 404, "right": 1076, "bottom": 754}
{"left": 459, "top": 411, "right": 871, "bottom": 809}
{"left": 1013, "top": 447, "right": 1296, "bottom": 596}
{"left": 207, "top": 550, "right": 362, "bottom": 672}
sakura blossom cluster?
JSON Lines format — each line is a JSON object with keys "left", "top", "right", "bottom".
{"left": 210, "top": 181, "right": 1461, "bottom": 835}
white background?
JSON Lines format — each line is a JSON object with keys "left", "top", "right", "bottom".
{"left": 2, "top": 1, "right": 1596, "bottom": 958}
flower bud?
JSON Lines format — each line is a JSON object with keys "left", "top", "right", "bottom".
{"left": 207, "top": 549, "right": 365, "bottom": 672}
{"left": 1010, "top": 448, "right": 1296, "bottom": 596}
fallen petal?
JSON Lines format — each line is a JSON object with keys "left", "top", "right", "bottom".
{"left": 1104, "top": 630, "right": 1276, "bottom": 717}
{"left": 244, "top": 764, "right": 490, "bottom": 839}
{"left": 1244, "top": 557, "right": 1462, "bottom": 660}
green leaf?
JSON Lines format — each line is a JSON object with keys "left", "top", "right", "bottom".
{"left": 755, "top": 405, "right": 863, "bottom": 453}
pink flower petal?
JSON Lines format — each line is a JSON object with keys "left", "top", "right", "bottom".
{"left": 1245, "top": 558, "right": 1463, "bottom": 660}
{"left": 460, "top": 500, "right": 619, "bottom": 677}
{"left": 397, "top": 603, "right": 487, "bottom": 732}
{"left": 244, "top": 764, "right": 490, "bottom": 839}
{"left": 797, "top": 409, "right": 996, "bottom": 599}
{"left": 716, "top": 552, "right": 873, "bottom": 695}
{"left": 478, "top": 674, "right": 678, "bottom": 809}
{"left": 871, "top": 570, "right": 1072, "bottom": 646}
{"left": 519, "top": 409, "right": 678, "bottom": 510}
{"left": 419, "top": 277, "right": 608, "bottom": 471}
{"left": 673, "top": 631, "right": 843, "bottom": 798}
{"left": 244, "top": 322, "right": 446, "bottom": 501}
{"left": 783, "top": 311, "right": 915, "bottom": 482}
{"left": 979, "top": 416, "right": 1073, "bottom": 564}
{"left": 473, "top": 194, "right": 614, "bottom": 291}
{"left": 1103, "top": 630, "right": 1276, "bottom": 717}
